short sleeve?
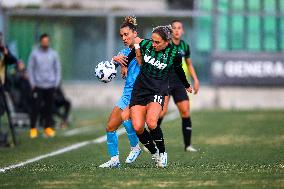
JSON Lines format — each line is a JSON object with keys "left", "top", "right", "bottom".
{"left": 118, "top": 48, "right": 130, "bottom": 56}
{"left": 184, "top": 43, "right": 191, "bottom": 59}
{"left": 140, "top": 39, "right": 150, "bottom": 51}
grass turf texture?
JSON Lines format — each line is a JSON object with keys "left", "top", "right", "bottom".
{"left": 0, "top": 109, "right": 283, "bottom": 189}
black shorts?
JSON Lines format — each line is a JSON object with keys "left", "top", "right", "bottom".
{"left": 130, "top": 73, "right": 168, "bottom": 108}
{"left": 168, "top": 71, "right": 189, "bottom": 103}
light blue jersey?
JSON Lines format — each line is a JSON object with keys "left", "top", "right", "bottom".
{"left": 116, "top": 48, "right": 140, "bottom": 110}
{"left": 104, "top": 48, "right": 141, "bottom": 162}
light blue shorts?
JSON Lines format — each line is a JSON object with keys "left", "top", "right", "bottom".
{"left": 116, "top": 87, "right": 133, "bottom": 110}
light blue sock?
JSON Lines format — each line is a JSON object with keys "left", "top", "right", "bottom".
{"left": 107, "top": 131, "right": 119, "bottom": 157}
{"left": 122, "top": 119, "right": 139, "bottom": 148}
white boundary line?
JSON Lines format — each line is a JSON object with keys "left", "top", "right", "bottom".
{"left": 0, "top": 111, "right": 178, "bottom": 173}
{"left": 0, "top": 128, "right": 126, "bottom": 173}
{"left": 62, "top": 125, "right": 101, "bottom": 137}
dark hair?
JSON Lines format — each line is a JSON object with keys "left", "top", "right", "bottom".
{"left": 120, "top": 16, "right": 138, "bottom": 32}
{"left": 39, "top": 33, "right": 49, "bottom": 41}
{"left": 171, "top": 19, "right": 182, "bottom": 26}
{"left": 152, "top": 25, "right": 172, "bottom": 41}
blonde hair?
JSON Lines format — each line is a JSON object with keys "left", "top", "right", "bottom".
{"left": 124, "top": 16, "right": 137, "bottom": 26}
{"left": 120, "top": 16, "right": 138, "bottom": 31}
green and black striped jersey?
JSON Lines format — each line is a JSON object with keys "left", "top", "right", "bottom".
{"left": 169, "top": 39, "right": 191, "bottom": 79}
{"left": 170, "top": 40, "right": 191, "bottom": 59}
{"left": 139, "top": 39, "right": 181, "bottom": 80}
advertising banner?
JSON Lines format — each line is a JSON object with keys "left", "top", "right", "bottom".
{"left": 211, "top": 53, "right": 284, "bottom": 86}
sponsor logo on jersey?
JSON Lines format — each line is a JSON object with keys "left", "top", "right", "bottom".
{"left": 180, "top": 50, "right": 185, "bottom": 57}
{"left": 144, "top": 54, "right": 167, "bottom": 70}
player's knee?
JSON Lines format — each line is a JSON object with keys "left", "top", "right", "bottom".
{"left": 146, "top": 117, "right": 157, "bottom": 130}
{"left": 133, "top": 124, "right": 143, "bottom": 135}
{"left": 121, "top": 111, "right": 130, "bottom": 121}
{"left": 180, "top": 108, "right": 189, "bottom": 117}
{"left": 131, "top": 120, "right": 144, "bottom": 134}
{"left": 134, "top": 127, "right": 144, "bottom": 135}
{"left": 106, "top": 122, "right": 116, "bottom": 132}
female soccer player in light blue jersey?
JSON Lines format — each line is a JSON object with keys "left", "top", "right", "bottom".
{"left": 99, "top": 16, "right": 141, "bottom": 168}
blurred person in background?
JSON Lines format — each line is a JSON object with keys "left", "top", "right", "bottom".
{"left": 27, "top": 33, "right": 61, "bottom": 138}
{"left": 11, "top": 60, "right": 32, "bottom": 115}
{"left": 39, "top": 85, "right": 71, "bottom": 129}
{"left": 53, "top": 86, "right": 71, "bottom": 129}
{"left": 157, "top": 20, "right": 199, "bottom": 152}
{"left": 0, "top": 32, "right": 18, "bottom": 146}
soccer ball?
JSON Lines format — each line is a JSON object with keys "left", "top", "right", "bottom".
{"left": 95, "top": 60, "right": 117, "bottom": 83}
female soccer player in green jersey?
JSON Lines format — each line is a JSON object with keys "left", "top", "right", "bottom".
{"left": 158, "top": 20, "right": 200, "bottom": 152}
{"left": 129, "top": 25, "right": 192, "bottom": 168}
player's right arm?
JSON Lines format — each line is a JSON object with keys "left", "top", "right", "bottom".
{"left": 134, "top": 37, "right": 143, "bottom": 65}
{"left": 112, "top": 53, "right": 128, "bottom": 67}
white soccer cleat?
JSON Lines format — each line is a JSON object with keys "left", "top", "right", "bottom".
{"left": 99, "top": 156, "right": 120, "bottom": 168}
{"left": 158, "top": 152, "right": 168, "bottom": 168}
{"left": 125, "top": 145, "right": 142, "bottom": 164}
{"left": 185, "top": 145, "right": 198, "bottom": 152}
{"left": 152, "top": 151, "right": 160, "bottom": 166}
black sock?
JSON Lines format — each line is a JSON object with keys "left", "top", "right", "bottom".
{"left": 150, "top": 125, "right": 165, "bottom": 153}
{"left": 157, "top": 117, "right": 164, "bottom": 127}
{"left": 182, "top": 117, "right": 192, "bottom": 148}
{"left": 137, "top": 129, "right": 157, "bottom": 154}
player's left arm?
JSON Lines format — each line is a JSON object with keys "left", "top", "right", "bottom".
{"left": 174, "top": 54, "right": 192, "bottom": 93}
{"left": 185, "top": 57, "right": 199, "bottom": 94}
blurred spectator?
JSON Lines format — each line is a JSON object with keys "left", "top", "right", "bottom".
{"left": 0, "top": 32, "right": 18, "bottom": 146}
{"left": 53, "top": 86, "right": 71, "bottom": 128}
{"left": 10, "top": 60, "right": 70, "bottom": 129}
{"left": 27, "top": 33, "right": 61, "bottom": 138}
{"left": 0, "top": 33, "right": 18, "bottom": 93}
{"left": 39, "top": 86, "right": 72, "bottom": 129}
{"left": 11, "top": 60, "right": 32, "bottom": 114}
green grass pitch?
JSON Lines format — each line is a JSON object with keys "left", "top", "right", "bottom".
{"left": 0, "top": 109, "right": 283, "bottom": 189}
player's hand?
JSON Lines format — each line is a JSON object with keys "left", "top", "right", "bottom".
{"left": 121, "top": 66, "right": 128, "bottom": 79}
{"left": 186, "top": 86, "right": 193, "bottom": 93}
{"left": 193, "top": 80, "right": 199, "bottom": 94}
{"left": 113, "top": 54, "right": 128, "bottom": 67}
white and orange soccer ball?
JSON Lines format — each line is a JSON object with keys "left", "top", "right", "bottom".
{"left": 95, "top": 60, "right": 117, "bottom": 83}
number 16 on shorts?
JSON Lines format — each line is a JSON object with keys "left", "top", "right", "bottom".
{"left": 153, "top": 95, "right": 164, "bottom": 105}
